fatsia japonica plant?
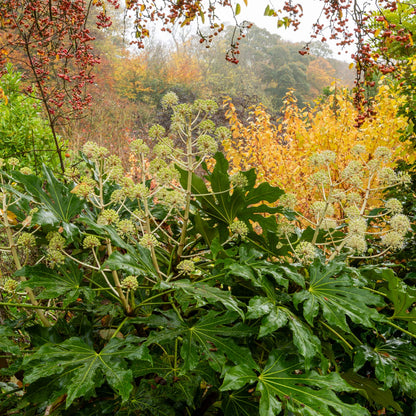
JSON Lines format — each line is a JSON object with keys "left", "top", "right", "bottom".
{"left": 0, "top": 94, "right": 415, "bottom": 415}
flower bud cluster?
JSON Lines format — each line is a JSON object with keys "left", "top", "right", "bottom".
{"left": 121, "top": 275, "right": 139, "bottom": 291}
{"left": 130, "top": 139, "right": 149, "bottom": 155}
{"left": 294, "top": 241, "right": 317, "bottom": 265}
{"left": 139, "top": 233, "right": 160, "bottom": 249}
{"left": 19, "top": 167, "right": 33, "bottom": 175}
{"left": 279, "top": 193, "right": 297, "bottom": 210}
{"left": 97, "top": 209, "right": 119, "bottom": 226}
{"left": 229, "top": 220, "right": 248, "bottom": 237}
{"left": 46, "top": 233, "right": 66, "bottom": 267}
{"left": 231, "top": 172, "right": 248, "bottom": 189}
{"left": 17, "top": 232, "right": 36, "bottom": 249}
{"left": 3, "top": 278, "right": 18, "bottom": 293}
{"left": 83, "top": 141, "right": 109, "bottom": 160}
{"left": 177, "top": 260, "right": 195, "bottom": 274}
{"left": 196, "top": 134, "right": 218, "bottom": 155}
{"left": 309, "top": 150, "right": 336, "bottom": 166}
{"left": 117, "top": 219, "right": 136, "bottom": 236}
{"left": 83, "top": 235, "right": 101, "bottom": 249}
{"left": 161, "top": 91, "right": 179, "bottom": 109}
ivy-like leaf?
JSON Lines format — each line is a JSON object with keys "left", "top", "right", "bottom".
{"left": 23, "top": 336, "right": 151, "bottom": 408}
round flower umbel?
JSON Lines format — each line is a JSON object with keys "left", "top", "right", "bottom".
{"left": 294, "top": 241, "right": 317, "bottom": 265}
{"left": 17, "top": 232, "right": 36, "bottom": 249}
{"left": 19, "top": 167, "right": 33, "bottom": 175}
{"left": 229, "top": 220, "right": 249, "bottom": 238}
{"left": 177, "top": 260, "right": 195, "bottom": 275}
{"left": 308, "top": 170, "right": 330, "bottom": 187}
{"left": 310, "top": 201, "right": 334, "bottom": 219}
{"left": 345, "top": 234, "right": 367, "bottom": 254}
{"left": 348, "top": 217, "right": 367, "bottom": 236}
{"left": 130, "top": 139, "right": 149, "bottom": 156}
{"left": 309, "top": 150, "right": 336, "bottom": 166}
{"left": 378, "top": 168, "right": 397, "bottom": 186}
{"left": 97, "top": 209, "right": 119, "bottom": 226}
{"left": 215, "top": 126, "right": 232, "bottom": 141}
{"left": 279, "top": 193, "right": 297, "bottom": 210}
{"left": 48, "top": 233, "right": 66, "bottom": 251}
{"left": 385, "top": 198, "right": 403, "bottom": 214}
{"left": 83, "top": 235, "right": 101, "bottom": 249}
{"left": 117, "top": 219, "right": 136, "bottom": 237}
{"left": 351, "top": 144, "right": 366, "bottom": 155}
{"left": 374, "top": 146, "right": 392, "bottom": 162}
{"left": 139, "top": 233, "right": 160, "bottom": 249}
{"left": 382, "top": 231, "right": 405, "bottom": 250}
{"left": 231, "top": 172, "right": 248, "bottom": 189}
{"left": 390, "top": 214, "right": 411, "bottom": 235}
{"left": 161, "top": 91, "right": 179, "bottom": 109}
{"left": 8, "top": 157, "right": 20, "bottom": 167}
{"left": 3, "top": 278, "right": 18, "bottom": 293}
{"left": 121, "top": 275, "right": 139, "bottom": 291}
{"left": 196, "top": 134, "right": 218, "bottom": 156}
{"left": 198, "top": 119, "right": 216, "bottom": 134}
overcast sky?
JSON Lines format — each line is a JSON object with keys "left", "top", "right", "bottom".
{"left": 220, "top": 0, "right": 356, "bottom": 60}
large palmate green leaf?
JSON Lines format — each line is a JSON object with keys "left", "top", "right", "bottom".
{"left": 171, "top": 279, "right": 244, "bottom": 318}
{"left": 361, "top": 266, "right": 416, "bottom": 333}
{"left": 293, "top": 261, "right": 384, "bottom": 332}
{"left": 23, "top": 336, "right": 151, "bottom": 408}
{"left": 178, "top": 153, "right": 284, "bottom": 242}
{"left": 221, "top": 351, "right": 369, "bottom": 416}
{"left": 246, "top": 299, "right": 322, "bottom": 367}
{"left": 15, "top": 261, "right": 93, "bottom": 306}
{"left": 9, "top": 165, "right": 83, "bottom": 226}
{"left": 146, "top": 311, "right": 257, "bottom": 372}
{"left": 222, "top": 387, "right": 259, "bottom": 416}
{"left": 341, "top": 369, "right": 402, "bottom": 411}
{"left": 354, "top": 338, "right": 416, "bottom": 397}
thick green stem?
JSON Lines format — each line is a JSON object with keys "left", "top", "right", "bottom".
{"left": 0, "top": 302, "right": 83, "bottom": 312}
{"left": 1, "top": 194, "right": 50, "bottom": 327}
{"left": 319, "top": 320, "right": 354, "bottom": 350}
{"left": 177, "top": 125, "right": 193, "bottom": 261}
{"left": 386, "top": 320, "right": 416, "bottom": 340}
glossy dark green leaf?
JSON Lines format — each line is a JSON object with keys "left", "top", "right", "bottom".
{"left": 171, "top": 280, "right": 244, "bottom": 318}
{"left": 354, "top": 339, "right": 416, "bottom": 396}
{"left": 341, "top": 369, "right": 402, "bottom": 411}
{"left": 24, "top": 336, "right": 151, "bottom": 408}
{"left": 222, "top": 352, "right": 369, "bottom": 416}
{"left": 15, "top": 261, "right": 84, "bottom": 301}
{"left": 146, "top": 311, "right": 257, "bottom": 372}
{"left": 222, "top": 387, "right": 259, "bottom": 416}
{"left": 10, "top": 165, "right": 83, "bottom": 224}
{"left": 293, "top": 260, "right": 383, "bottom": 332}
{"left": 363, "top": 267, "right": 416, "bottom": 331}
{"left": 0, "top": 327, "right": 20, "bottom": 355}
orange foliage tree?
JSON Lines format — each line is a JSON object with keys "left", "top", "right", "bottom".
{"left": 223, "top": 84, "right": 413, "bottom": 215}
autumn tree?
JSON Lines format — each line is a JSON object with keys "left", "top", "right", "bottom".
{"left": 0, "top": 0, "right": 117, "bottom": 172}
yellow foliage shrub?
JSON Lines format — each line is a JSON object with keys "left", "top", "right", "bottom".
{"left": 224, "top": 85, "right": 413, "bottom": 215}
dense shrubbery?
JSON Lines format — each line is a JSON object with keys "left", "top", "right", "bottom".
{"left": 0, "top": 95, "right": 415, "bottom": 415}
{"left": 0, "top": 66, "right": 65, "bottom": 175}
